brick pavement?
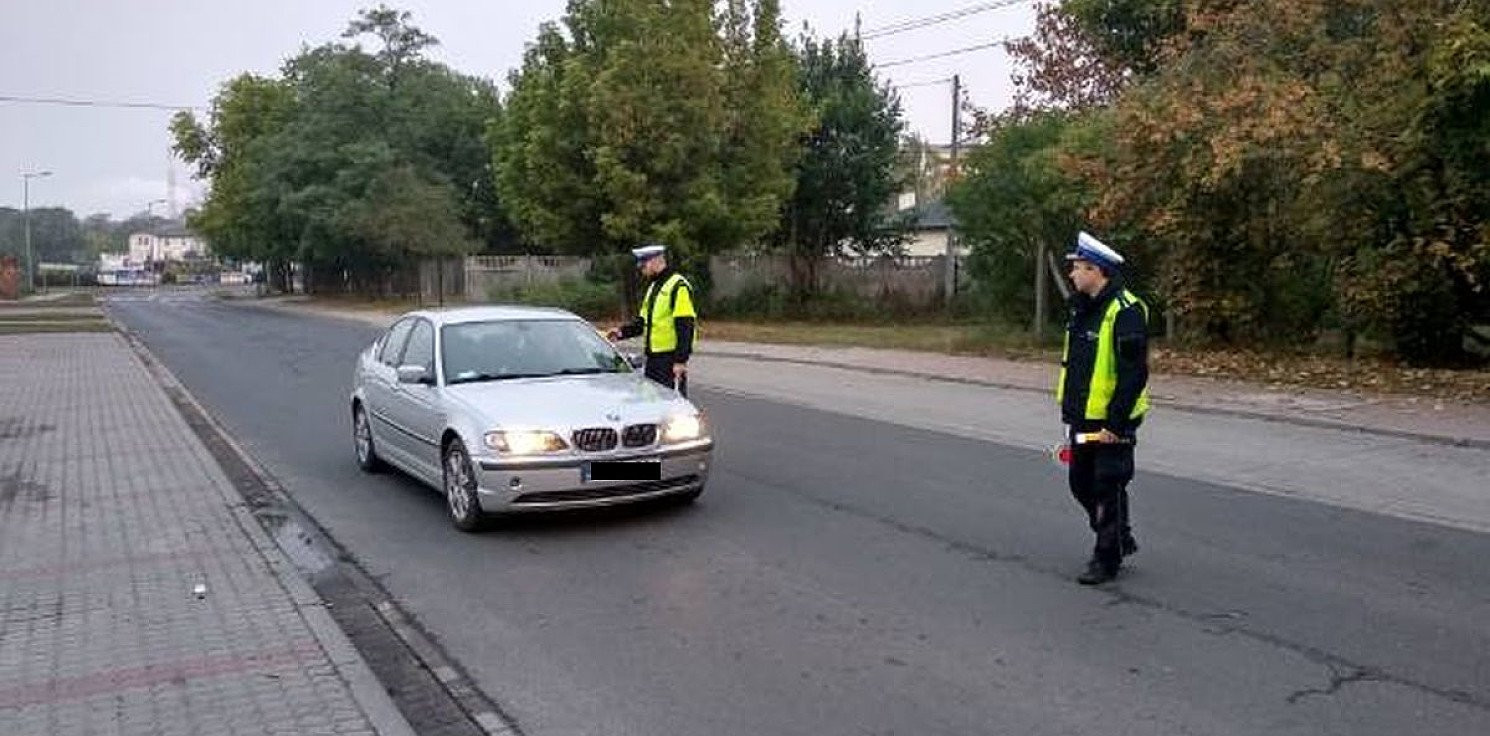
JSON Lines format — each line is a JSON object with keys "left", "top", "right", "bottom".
{"left": 0, "top": 332, "right": 411, "bottom": 736}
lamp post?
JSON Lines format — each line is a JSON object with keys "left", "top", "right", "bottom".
{"left": 141, "top": 199, "right": 166, "bottom": 265}
{"left": 22, "top": 170, "right": 53, "bottom": 293}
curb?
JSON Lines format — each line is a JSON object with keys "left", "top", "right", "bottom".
{"left": 227, "top": 298, "right": 1490, "bottom": 450}
{"left": 698, "top": 348, "right": 1490, "bottom": 451}
{"left": 109, "top": 315, "right": 522, "bottom": 736}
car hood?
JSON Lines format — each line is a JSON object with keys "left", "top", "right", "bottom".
{"left": 444, "top": 372, "right": 693, "bottom": 428}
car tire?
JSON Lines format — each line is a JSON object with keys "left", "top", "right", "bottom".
{"left": 443, "top": 439, "right": 487, "bottom": 532}
{"left": 353, "top": 404, "right": 384, "bottom": 473}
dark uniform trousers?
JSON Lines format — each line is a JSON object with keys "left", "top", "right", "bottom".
{"left": 644, "top": 352, "right": 687, "bottom": 397}
{"left": 1068, "top": 434, "right": 1134, "bottom": 570}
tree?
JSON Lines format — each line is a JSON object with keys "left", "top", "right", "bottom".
{"left": 172, "top": 7, "right": 504, "bottom": 295}
{"left": 493, "top": 0, "right": 807, "bottom": 278}
{"left": 1003, "top": 0, "right": 1178, "bottom": 114}
{"left": 775, "top": 31, "right": 907, "bottom": 297}
{"left": 171, "top": 73, "right": 297, "bottom": 289}
{"left": 0, "top": 207, "right": 85, "bottom": 265}
{"left": 948, "top": 112, "right": 1091, "bottom": 328}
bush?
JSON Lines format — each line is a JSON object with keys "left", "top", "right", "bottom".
{"left": 706, "top": 281, "right": 943, "bottom": 322}
{"left": 485, "top": 277, "right": 624, "bottom": 321}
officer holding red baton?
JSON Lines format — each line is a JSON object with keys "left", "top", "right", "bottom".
{"left": 1057, "top": 232, "right": 1150, "bottom": 585}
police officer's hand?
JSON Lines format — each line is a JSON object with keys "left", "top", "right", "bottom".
{"left": 1095, "top": 428, "right": 1121, "bottom": 444}
{"left": 673, "top": 362, "right": 688, "bottom": 380}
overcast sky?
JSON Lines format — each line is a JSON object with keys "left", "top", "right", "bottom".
{"left": 1, "top": 0, "right": 1035, "bottom": 220}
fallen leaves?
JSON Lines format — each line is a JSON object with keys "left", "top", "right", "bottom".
{"left": 1151, "top": 346, "right": 1490, "bottom": 403}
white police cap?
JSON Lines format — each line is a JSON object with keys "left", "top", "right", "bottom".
{"left": 1066, "top": 231, "right": 1125, "bottom": 270}
{"left": 631, "top": 244, "right": 666, "bottom": 262}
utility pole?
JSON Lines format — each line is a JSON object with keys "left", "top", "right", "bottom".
{"left": 943, "top": 74, "right": 961, "bottom": 307}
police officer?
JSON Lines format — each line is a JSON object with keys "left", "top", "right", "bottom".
{"left": 1059, "top": 232, "right": 1149, "bottom": 585}
{"left": 607, "top": 244, "right": 698, "bottom": 395}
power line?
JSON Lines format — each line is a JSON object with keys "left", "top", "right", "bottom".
{"left": 877, "top": 39, "right": 1012, "bottom": 69}
{"left": 861, "top": 0, "right": 1034, "bottom": 40}
{"left": 0, "top": 94, "right": 203, "bottom": 112}
{"left": 890, "top": 77, "right": 955, "bottom": 90}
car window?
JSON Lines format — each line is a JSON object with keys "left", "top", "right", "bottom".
{"left": 379, "top": 319, "right": 415, "bottom": 366}
{"left": 442, "top": 319, "right": 630, "bottom": 384}
{"left": 402, "top": 320, "right": 435, "bottom": 373}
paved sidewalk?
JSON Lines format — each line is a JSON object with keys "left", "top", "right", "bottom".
{"left": 0, "top": 333, "right": 412, "bottom": 736}
{"left": 699, "top": 342, "right": 1490, "bottom": 448}
{"left": 245, "top": 296, "right": 1490, "bottom": 448}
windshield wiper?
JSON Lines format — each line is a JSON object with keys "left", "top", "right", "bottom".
{"left": 552, "top": 367, "right": 623, "bottom": 376}
{"left": 447, "top": 372, "right": 549, "bottom": 385}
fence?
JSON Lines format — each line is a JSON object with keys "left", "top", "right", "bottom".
{"left": 418, "top": 253, "right": 960, "bottom": 310}
{"left": 420, "top": 255, "right": 592, "bottom": 305}
{"left": 419, "top": 258, "right": 465, "bottom": 306}
{"left": 710, "top": 253, "right": 958, "bottom": 310}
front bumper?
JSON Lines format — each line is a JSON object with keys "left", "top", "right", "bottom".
{"left": 473, "top": 439, "right": 713, "bottom": 513}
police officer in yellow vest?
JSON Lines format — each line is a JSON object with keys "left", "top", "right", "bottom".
{"left": 1059, "top": 232, "right": 1149, "bottom": 585}
{"left": 607, "top": 244, "right": 698, "bottom": 396}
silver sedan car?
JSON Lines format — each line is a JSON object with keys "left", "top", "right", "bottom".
{"left": 349, "top": 305, "right": 713, "bottom": 530}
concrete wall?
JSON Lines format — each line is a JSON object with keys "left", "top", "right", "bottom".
{"left": 710, "top": 253, "right": 957, "bottom": 309}
{"left": 466, "top": 255, "right": 592, "bottom": 301}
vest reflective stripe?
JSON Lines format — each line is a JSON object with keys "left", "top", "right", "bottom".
{"left": 1058, "top": 289, "right": 1150, "bottom": 421}
{"left": 640, "top": 273, "right": 693, "bottom": 353}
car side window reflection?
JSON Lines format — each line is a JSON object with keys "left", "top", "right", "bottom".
{"left": 379, "top": 320, "right": 415, "bottom": 367}
{"left": 402, "top": 320, "right": 435, "bottom": 374}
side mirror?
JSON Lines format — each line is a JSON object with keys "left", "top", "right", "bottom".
{"left": 623, "top": 351, "right": 645, "bottom": 370}
{"left": 397, "top": 364, "right": 431, "bottom": 385}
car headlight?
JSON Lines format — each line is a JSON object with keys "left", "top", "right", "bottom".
{"left": 484, "top": 430, "right": 568, "bottom": 455}
{"left": 662, "top": 413, "right": 705, "bottom": 443}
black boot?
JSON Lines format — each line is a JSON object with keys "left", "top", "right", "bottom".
{"left": 1121, "top": 534, "right": 1138, "bottom": 557}
{"left": 1077, "top": 559, "right": 1118, "bottom": 585}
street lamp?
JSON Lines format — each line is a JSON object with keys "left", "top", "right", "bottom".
{"left": 141, "top": 199, "right": 167, "bottom": 265}
{"left": 22, "top": 170, "right": 53, "bottom": 293}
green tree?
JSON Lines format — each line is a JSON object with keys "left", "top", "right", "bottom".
{"left": 494, "top": 0, "right": 807, "bottom": 277}
{"left": 171, "top": 73, "right": 297, "bottom": 288}
{"left": 948, "top": 112, "right": 1091, "bottom": 329}
{"left": 172, "top": 7, "right": 504, "bottom": 295}
{"left": 491, "top": 21, "right": 606, "bottom": 256}
{"left": 775, "top": 31, "right": 907, "bottom": 298}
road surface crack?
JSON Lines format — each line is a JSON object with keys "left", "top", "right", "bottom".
{"left": 1286, "top": 664, "right": 1383, "bottom": 705}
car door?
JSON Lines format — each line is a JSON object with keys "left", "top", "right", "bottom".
{"left": 384, "top": 318, "right": 444, "bottom": 481}
{"left": 366, "top": 318, "right": 416, "bottom": 466}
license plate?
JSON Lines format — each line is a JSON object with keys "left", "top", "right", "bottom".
{"left": 584, "top": 460, "right": 662, "bottom": 482}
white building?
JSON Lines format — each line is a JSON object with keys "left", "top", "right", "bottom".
{"left": 899, "top": 199, "right": 968, "bottom": 258}
{"left": 128, "top": 225, "right": 208, "bottom": 265}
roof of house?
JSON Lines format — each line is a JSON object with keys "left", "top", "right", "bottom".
{"left": 909, "top": 199, "right": 956, "bottom": 231}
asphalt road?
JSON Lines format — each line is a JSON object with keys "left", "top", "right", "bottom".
{"left": 107, "top": 294, "right": 1490, "bottom": 736}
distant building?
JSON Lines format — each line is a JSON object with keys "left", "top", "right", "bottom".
{"left": 899, "top": 199, "right": 967, "bottom": 258}
{"left": 128, "top": 223, "right": 208, "bottom": 265}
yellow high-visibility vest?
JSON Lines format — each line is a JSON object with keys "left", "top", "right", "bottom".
{"left": 1057, "top": 289, "right": 1150, "bottom": 421}
{"left": 640, "top": 273, "right": 696, "bottom": 353}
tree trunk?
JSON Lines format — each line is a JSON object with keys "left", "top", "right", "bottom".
{"left": 1033, "top": 240, "right": 1048, "bottom": 338}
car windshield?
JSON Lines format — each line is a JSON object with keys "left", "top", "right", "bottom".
{"left": 441, "top": 319, "right": 631, "bottom": 385}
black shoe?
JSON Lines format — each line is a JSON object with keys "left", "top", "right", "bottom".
{"left": 1077, "top": 560, "right": 1118, "bottom": 585}
{"left": 1121, "top": 535, "right": 1138, "bottom": 557}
